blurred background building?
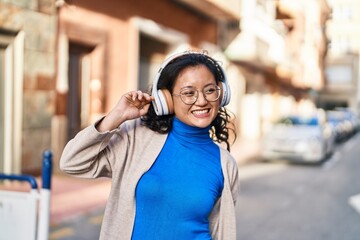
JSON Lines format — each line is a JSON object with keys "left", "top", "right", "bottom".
{"left": 318, "top": 0, "right": 360, "bottom": 113}
{"left": 0, "top": 0, "right": 56, "bottom": 174}
{"left": 1, "top": 0, "right": 358, "bottom": 174}
{"left": 226, "top": 0, "right": 330, "bottom": 142}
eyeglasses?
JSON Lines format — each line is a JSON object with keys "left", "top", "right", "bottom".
{"left": 172, "top": 84, "right": 221, "bottom": 105}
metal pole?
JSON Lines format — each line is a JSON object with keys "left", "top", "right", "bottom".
{"left": 37, "top": 150, "right": 53, "bottom": 240}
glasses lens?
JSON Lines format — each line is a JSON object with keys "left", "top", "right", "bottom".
{"left": 178, "top": 85, "right": 220, "bottom": 104}
{"left": 203, "top": 85, "right": 220, "bottom": 102}
{"left": 180, "top": 87, "right": 198, "bottom": 104}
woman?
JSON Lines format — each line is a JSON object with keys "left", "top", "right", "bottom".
{"left": 60, "top": 51, "right": 240, "bottom": 240}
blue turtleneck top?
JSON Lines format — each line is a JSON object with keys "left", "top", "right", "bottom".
{"left": 131, "top": 118, "right": 224, "bottom": 239}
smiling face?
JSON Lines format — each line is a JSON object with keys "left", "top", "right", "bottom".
{"left": 172, "top": 65, "right": 220, "bottom": 128}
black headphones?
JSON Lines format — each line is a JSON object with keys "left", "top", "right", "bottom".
{"left": 151, "top": 51, "right": 231, "bottom": 116}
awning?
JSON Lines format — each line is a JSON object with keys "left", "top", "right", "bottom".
{"left": 234, "top": 59, "right": 310, "bottom": 100}
{"left": 174, "top": 0, "right": 241, "bottom": 21}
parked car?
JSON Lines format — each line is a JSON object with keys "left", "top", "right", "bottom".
{"left": 326, "top": 109, "right": 360, "bottom": 142}
{"left": 261, "top": 115, "right": 336, "bottom": 163}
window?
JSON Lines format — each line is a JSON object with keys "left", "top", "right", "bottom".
{"left": 332, "top": 5, "right": 353, "bottom": 21}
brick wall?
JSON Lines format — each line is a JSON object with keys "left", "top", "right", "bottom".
{"left": 0, "top": 0, "right": 57, "bottom": 173}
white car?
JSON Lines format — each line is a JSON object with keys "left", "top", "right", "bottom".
{"left": 261, "top": 116, "right": 335, "bottom": 163}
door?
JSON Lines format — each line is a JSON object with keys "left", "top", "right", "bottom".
{"left": 67, "top": 42, "right": 93, "bottom": 141}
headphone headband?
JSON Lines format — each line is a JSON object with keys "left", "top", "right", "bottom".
{"left": 151, "top": 51, "right": 231, "bottom": 116}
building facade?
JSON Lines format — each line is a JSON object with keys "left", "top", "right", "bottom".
{"left": 226, "top": 0, "right": 331, "bottom": 140}
{"left": 319, "top": 0, "right": 360, "bottom": 113}
{"left": 0, "top": 0, "right": 332, "bottom": 174}
{"left": 0, "top": 0, "right": 57, "bottom": 174}
{"left": 52, "top": 0, "right": 242, "bottom": 172}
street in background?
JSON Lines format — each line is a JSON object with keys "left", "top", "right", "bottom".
{"left": 237, "top": 131, "right": 360, "bottom": 240}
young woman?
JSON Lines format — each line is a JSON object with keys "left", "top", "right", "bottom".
{"left": 60, "top": 51, "right": 240, "bottom": 240}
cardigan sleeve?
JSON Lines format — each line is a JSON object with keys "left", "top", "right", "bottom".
{"left": 59, "top": 118, "right": 132, "bottom": 178}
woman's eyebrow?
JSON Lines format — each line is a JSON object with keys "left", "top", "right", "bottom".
{"left": 180, "top": 85, "right": 195, "bottom": 90}
{"left": 180, "top": 83, "right": 216, "bottom": 90}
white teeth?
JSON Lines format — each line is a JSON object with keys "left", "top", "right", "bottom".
{"left": 192, "top": 109, "right": 208, "bottom": 115}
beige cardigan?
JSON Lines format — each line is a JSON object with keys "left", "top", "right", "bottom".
{"left": 60, "top": 118, "right": 240, "bottom": 240}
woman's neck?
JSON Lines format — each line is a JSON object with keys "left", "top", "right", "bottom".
{"left": 170, "top": 117, "right": 212, "bottom": 145}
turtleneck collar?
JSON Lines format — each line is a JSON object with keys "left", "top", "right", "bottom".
{"left": 170, "top": 117, "right": 213, "bottom": 145}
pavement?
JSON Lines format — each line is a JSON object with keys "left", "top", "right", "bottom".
{"left": 231, "top": 137, "right": 262, "bottom": 167}
{"left": 48, "top": 175, "right": 111, "bottom": 239}
{"left": 50, "top": 175, "right": 111, "bottom": 225}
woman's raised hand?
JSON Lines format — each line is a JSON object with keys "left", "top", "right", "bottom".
{"left": 96, "top": 90, "right": 154, "bottom": 132}
{"left": 120, "top": 91, "right": 154, "bottom": 120}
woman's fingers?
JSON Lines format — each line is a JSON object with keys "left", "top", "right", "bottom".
{"left": 125, "top": 91, "right": 153, "bottom": 109}
{"left": 137, "top": 90, "right": 144, "bottom": 100}
{"left": 128, "top": 90, "right": 151, "bottom": 101}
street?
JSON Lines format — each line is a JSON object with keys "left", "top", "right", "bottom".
{"left": 236, "top": 133, "right": 360, "bottom": 240}
{"left": 50, "top": 133, "right": 360, "bottom": 240}
{"left": 50, "top": 207, "right": 103, "bottom": 240}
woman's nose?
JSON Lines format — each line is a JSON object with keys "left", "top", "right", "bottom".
{"left": 195, "top": 91, "right": 208, "bottom": 105}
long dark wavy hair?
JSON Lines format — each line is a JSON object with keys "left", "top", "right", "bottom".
{"left": 141, "top": 52, "right": 236, "bottom": 151}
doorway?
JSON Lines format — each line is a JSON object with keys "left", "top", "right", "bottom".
{"left": 67, "top": 42, "right": 93, "bottom": 141}
{"left": 138, "top": 34, "right": 169, "bottom": 92}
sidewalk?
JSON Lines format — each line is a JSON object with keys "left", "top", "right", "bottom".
{"left": 49, "top": 137, "right": 261, "bottom": 225}
{"left": 232, "top": 137, "right": 262, "bottom": 166}
{"left": 50, "top": 174, "right": 111, "bottom": 225}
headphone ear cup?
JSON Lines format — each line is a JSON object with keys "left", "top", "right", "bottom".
{"left": 156, "top": 89, "right": 174, "bottom": 115}
{"left": 220, "top": 82, "right": 230, "bottom": 107}
{"left": 161, "top": 89, "right": 174, "bottom": 114}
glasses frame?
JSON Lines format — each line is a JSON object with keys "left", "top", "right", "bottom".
{"left": 172, "top": 84, "right": 221, "bottom": 105}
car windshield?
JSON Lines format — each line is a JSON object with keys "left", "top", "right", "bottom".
{"left": 327, "top": 111, "right": 352, "bottom": 122}
{"left": 277, "top": 116, "right": 319, "bottom": 126}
